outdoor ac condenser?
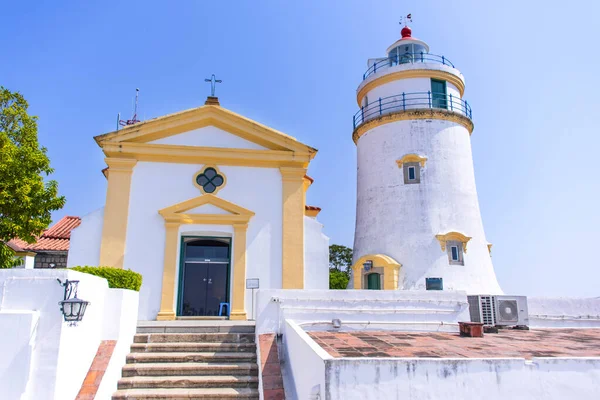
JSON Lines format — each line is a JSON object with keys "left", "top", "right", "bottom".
{"left": 468, "top": 295, "right": 529, "bottom": 327}
{"left": 494, "top": 295, "right": 529, "bottom": 327}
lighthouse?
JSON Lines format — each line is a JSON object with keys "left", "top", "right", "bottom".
{"left": 349, "top": 23, "right": 503, "bottom": 294}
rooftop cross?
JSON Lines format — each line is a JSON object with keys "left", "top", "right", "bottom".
{"left": 204, "top": 74, "right": 222, "bottom": 97}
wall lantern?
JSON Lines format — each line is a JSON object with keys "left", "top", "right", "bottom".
{"left": 57, "top": 279, "right": 90, "bottom": 326}
{"left": 363, "top": 260, "right": 373, "bottom": 271}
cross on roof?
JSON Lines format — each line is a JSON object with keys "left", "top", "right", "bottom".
{"left": 204, "top": 74, "right": 222, "bottom": 97}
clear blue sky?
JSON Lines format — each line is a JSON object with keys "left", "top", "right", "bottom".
{"left": 2, "top": 0, "right": 599, "bottom": 297}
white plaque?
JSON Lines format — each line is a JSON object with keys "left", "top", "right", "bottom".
{"left": 246, "top": 278, "right": 260, "bottom": 289}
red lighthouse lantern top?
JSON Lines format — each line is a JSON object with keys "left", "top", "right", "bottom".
{"left": 401, "top": 25, "right": 412, "bottom": 39}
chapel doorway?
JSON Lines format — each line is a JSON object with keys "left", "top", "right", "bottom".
{"left": 177, "top": 237, "right": 231, "bottom": 317}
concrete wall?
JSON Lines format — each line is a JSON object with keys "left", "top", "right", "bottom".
{"left": 304, "top": 216, "right": 329, "bottom": 290}
{"left": 0, "top": 269, "right": 139, "bottom": 400}
{"left": 282, "top": 320, "right": 329, "bottom": 400}
{"left": 255, "top": 290, "right": 469, "bottom": 335}
{"left": 67, "top": 207, "right": 104, "bottom": 267}
{"left": 352, "top": 117, "right": 502, "bottom": 294}
{"left": 529, "top": 297, "right": 600, "bottom": 328}
{"left": 324, "top": 357, "right": 600, "bottom": 400}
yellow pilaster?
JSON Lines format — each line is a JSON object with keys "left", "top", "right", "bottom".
{"left": 156, "top": 222, "right": 179, "bottom": 321}
{"left": 230, "top": 223, "right": 248, "bottom": 320}
{"left": 280, "top": 167, "right": 306, "bottom": 289}
{"left": 99, "top": 158, "right": 137, "bottom": 268}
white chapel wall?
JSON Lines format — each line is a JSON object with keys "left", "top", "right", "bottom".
{"left": 67, "top": 207, "right": 104, "bottom": 267}
{"left": 304, "top": 216, "right": 329, "bottom": 290}
{"left": 148, "top": 126, "right": 268, "bottom": 150}
{"left": 125, "top": 161, "right": 283, "bottom": 320}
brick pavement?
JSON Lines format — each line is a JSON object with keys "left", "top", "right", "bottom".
{"left": 308, "top": 328, "right": 600, "bottom": 359}
{"left": 75, "top": 340, "right": 117, "bottom": 400}
{"left": 259, "top": 334, "right": 285, "bottom": 400}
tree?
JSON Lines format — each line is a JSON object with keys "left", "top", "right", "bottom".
{"left": 0, "top": 87, "right": 65, "bottom": 268}
{"left": 329, "top": 244, "right": 352, "bottom": 271}
{"left": 329, "top": 244, "right": 352, "bottom": 289}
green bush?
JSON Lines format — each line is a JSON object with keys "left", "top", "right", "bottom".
{"left": 70, "top": 266, "right": 142, "bottom": 291}
{"left": 329, "top": 268, "right": 350, "bottom": 290}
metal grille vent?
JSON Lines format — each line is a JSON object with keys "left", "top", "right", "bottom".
{"left": 497, "top": 300, "right": 519, "bottom": 323}
{"left": 480, "top": 296, "right": 496, "bottom": 326}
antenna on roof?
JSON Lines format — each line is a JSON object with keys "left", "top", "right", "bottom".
{"left": 118, "top": 88, "right": 141, "bottom": 127}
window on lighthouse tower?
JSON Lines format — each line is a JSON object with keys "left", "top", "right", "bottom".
{"left": 403, "top": 162, "right": 421, "bottom": 184}
{"left": 447, "top": 241, "right": 464, "bottom": 265}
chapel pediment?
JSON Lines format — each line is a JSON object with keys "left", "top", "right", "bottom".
{"left": 94, "top": 99, "right": 316, "bottom": 154}
{"left": 158, "top": 194, "right": 255, "bottom": 225}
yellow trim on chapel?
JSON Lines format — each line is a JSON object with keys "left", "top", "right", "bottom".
{"left": 156, "top": 194, "right": 255, "bottom": 321}
{"left": 396, "top": 154, "right": 427, "bottom": 168}
{"left": 356, "top": 69, "right": 465, "bottom": 107}
{"left": 99, "top": 158, "right": 137, "bottom": 269}
{"left": 280, "top": 167, "right": 306, "bottom": 289}
{"left": 435, "top": 232, "right": 472, "bottom": 253}
{"left": 351, "top": 254, "right": 401, "bottom": 290}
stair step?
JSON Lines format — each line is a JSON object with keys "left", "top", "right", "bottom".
{"left": 122, "top": 362, "right": 258, "bottom": 377}
{"left": 134, "top": 333, "right": 255, "bottom": 344}
{"left": 127, "top": 352, "right": 256, "bottom": 364}
{"left": 137, "top": 321, "right": 255, "bottom": 334}
{"left": 112, "top": 387, "right": 259, "bottom": 399}
{"left": 118, "top": 375, "right": 259, "bottom": 389}
{"left": 131, "top": 342, "right": 256, "bottom": 353}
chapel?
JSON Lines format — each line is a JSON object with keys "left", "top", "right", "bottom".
{"left": 67, "top": 96, "right": 329, "bottom": 321}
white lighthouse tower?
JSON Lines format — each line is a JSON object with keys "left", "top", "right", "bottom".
{"left": 350, "top": 23, "right": 502, "bottom": 294}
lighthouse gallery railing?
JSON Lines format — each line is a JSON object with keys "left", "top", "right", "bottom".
{"left": 363, "top": 53, "right": 454, "bottom": 80}
{"left": 353, "top": 91, "right": 472, "bottom": 130}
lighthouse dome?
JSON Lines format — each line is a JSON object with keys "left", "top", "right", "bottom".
{"left": 386, "top": 25, "right": 430, "bottom": 60}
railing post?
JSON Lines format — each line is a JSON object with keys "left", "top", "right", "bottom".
{"left": 449, "top": 93, "right": 453, "bottom": 111}
{"left": 374, "top": 62, "right": 377, "bottom": 74}
{"left": 442, "top": 56, "right": 445, "bottom": 65}
{"left": 465, "top": 100, "right": 469, "bottom": 118}
{"left": 353, "top": 115, "right": 356, "bottom": 129}
{"left": 379, "top": 98, "right": 382, "bottom": 115}
{"left": 402, "top": 92, "right": 406, "bottom": 111}
{"left": 396, "top": 52, "right": 399, "bottom": 65}
{"left": 361, "top": 106, "right": 364, "bottom": 123}
{"left": 428, "top": 91, "right": 431, "bottom": 108}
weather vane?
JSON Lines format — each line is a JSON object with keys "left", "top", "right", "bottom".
{"left": 400, "top": 13, "right": 412, "bottom": 26}
{"left": 204, "top": 74, "right": 222, "bottom": 97}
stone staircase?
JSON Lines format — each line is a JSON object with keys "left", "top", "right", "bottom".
{"left": 112, "top": 321, "right": 259, "bottom": 399}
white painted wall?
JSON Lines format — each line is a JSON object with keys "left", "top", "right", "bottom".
{"left": 324, "top": 357, "right": 600, "bottom": 400}
{"left": 149, "top": 125, "right": 268, "bottom": 150}
{"left": 352, "top": 118, "right": 502, "bottom": 294}
{"left": 255, "top": 289, "right": 469, "bottom": 335}
{"left": 529, "top": 297, "right": 600, "bottom": 328}
{"left": 304, "top": 216, "right": 329, "bottom": 290}
{"left": 0, "top": 269, "right": 139, "bottom": 400}
{"left": 281, "top": 320, "right": 329, "bottom": 400}
{"left": 125, "top": 161, "right": 283, "bottom": 320}
{"left": 67, "top": 207, "right": 104, "bottom": 267}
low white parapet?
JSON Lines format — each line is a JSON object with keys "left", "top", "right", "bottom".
{"left": 0, "top": 269, "right": 139, "bottom": 400}
{"left": 528, "top": 296, "right": 600, "bottom": 328}
{"left": 255, "top": 289, "right": 470, "bottom": 334}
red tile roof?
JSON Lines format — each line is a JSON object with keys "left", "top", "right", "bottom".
{"left": 305, "top": 205, "right": 322, "bottom": 211}
{"left": 7, "top": 216, "right": 81, "bottom": 252}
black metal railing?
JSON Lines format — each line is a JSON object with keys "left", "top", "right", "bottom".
{"left": 353, "top": 91, "right": 472, "bottom": 129}
{"left": 363, "top": 53, "right": 454, "bottom": 80}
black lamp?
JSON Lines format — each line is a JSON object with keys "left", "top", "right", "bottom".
{"left": 57, "top": 279, "right": 90, "bottom": 326}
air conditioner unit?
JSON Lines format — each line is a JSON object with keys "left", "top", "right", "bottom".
{"left": 468, "top": 295, "right": 529, "bottom": 327}
{"left": 494, "top": 295, "right": 529, "bottom": 327}
{"left": 468, "top": 295, "right": 497, "bottom": 326}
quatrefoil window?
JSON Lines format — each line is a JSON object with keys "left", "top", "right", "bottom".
{"left": 195, "top": 167, "right": 225, "bottom": 194}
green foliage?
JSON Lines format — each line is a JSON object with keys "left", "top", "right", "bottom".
{"left": 0, "top": 87, "right": 66, "bottom": 268}
{"left": 70, "top": 266, "right": 143, "bottom": 291}
{"left": 329, "top": 268, "right": 350, "bottom": 290}
{"left": 329, "top": 244, "right": 353, "bottom": 271}
{"left": 0, "top": 245, "right": 23, "bottom": 269}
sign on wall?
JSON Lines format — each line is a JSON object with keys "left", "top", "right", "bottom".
{"left": 246, "top": 278, "right": 260, "bottom": 289}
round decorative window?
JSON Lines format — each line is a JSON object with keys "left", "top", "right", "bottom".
{"left": 195, "top": 167, "right": 225, "bottom": 194}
